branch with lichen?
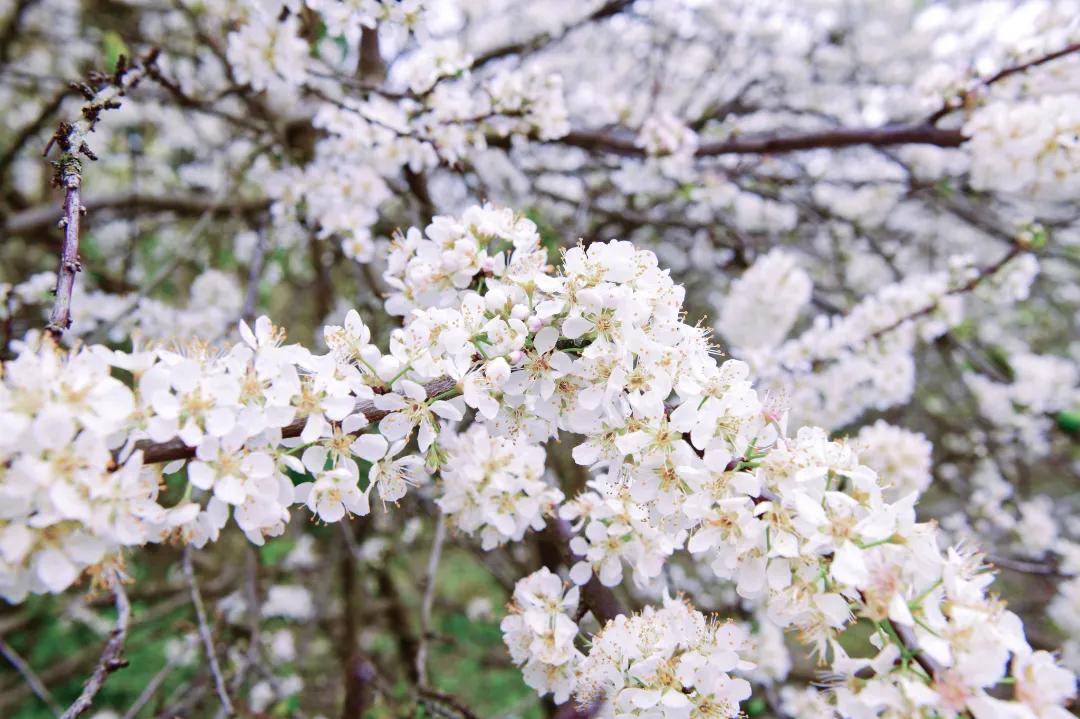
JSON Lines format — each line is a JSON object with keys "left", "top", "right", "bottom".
{"left": 43, "top": 51, "right": 158, "bottom": 339}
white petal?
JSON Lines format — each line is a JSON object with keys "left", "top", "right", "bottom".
{"left": 351, "top": 434, "right": 389, "bottom": 462}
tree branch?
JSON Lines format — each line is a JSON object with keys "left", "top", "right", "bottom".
{"left": 182, "top": 547, "right": 234, "bottom": 716}
{"left": 469, "top": 0, "right": 634, "bottom": 71}
{"left": 130, "top": 375, "right": 459, "bottom": 465}
{"left": 59, "top": 573, "right": 131, "bottom": 719}
{"left": 44, "top": 158, "right": 84, "bottom": 338}
{"left": 926, "top": 41, "right": 1080, "bottom": 124}
{"left": 42, "top": 53, "right": 156, "bottom": 338}
{"left": 416, "top": 512, "right": 446, "bottom": 689}
{"left": 3, "top": 192, "right": 270, "bottom": 235}
{"left": 0, "top": 637, "right": 63, "bottom": 717}
{"left": 549, "top": 123, "right": 965, "bottom": 159}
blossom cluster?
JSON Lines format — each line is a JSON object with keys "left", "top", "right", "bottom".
{"left": 436, "top": 425, "right": 562, "bottom": 549}
{"left": 501, "top": 573, "right": 754, "bottom": 719}
{"left": 0, "top": 203, "right": 1075, "bottom": 719}
{"left": 575, "top": 596, "right": 754, "bottom": 719}
{"left": 501, "top": 567, "right": 582, "bottom": 703}
{"left": 965, "top": 95, "right": 1080, "bottom": 201}
{"left": 725, "top": 248, "right": 1038, "bottom": 429}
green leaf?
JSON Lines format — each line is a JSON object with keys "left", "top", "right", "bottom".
{"left": 259, "top": 537, "right": 296, "bottom": 566}
{"left": 1057, "top": 410, "right": 1080, "bottom": 435}
{"left": 102, "top": 32, "right": 129, "bottom": 72}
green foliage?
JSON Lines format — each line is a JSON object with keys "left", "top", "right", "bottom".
{"left": 102, "top": 31, "right": 130, "bottom": 72}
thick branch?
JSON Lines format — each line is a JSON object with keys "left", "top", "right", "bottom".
{"left": 357, "top": 26, "right": 386, "bottom": 83}
{"left": 552, "top": 123, "right": 965, "bottom": 159}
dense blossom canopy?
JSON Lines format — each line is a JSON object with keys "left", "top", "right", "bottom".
{"left": 0, "top": 1, "right": 1078, "bottom": 718}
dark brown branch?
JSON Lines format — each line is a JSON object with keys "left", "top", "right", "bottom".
{"left": 419, "top": 688, "right": 480, "bottom": 719}
{"left": 551, "top": 123, "right": 965, "bottom": 159}
{"left": 357, "top": 26, "right": 386, "bottom": 83}
{"left": 891, "top": 618, "right": 943, "bottom": 681}
{"left": 860, "top": 245, "right": 1022, "bottom": 345}
{"left": 59, "top": 573, "right": 131, "bottom": 719}
{"left": 988, "top": 554, "right": 1074, "bottom": 578}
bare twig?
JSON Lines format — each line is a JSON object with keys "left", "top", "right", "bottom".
{"left": 182, "top": 547, "right": 235, "bottom": 716}
{"left": 59, "top": 572, "right": 131, "bottom": 719}
{"left": 0, "top": 637, "right": 63, "bottom": 717}
{"left": 3, "top": 192, "right": 269, "bottom": 236}
{"left": 121, "top": 651, "right": 185, "bottom": 719}
{"left": 416, "top": 512, "right": 447, "bottom": 688}
{"left": 469, "top": 0, "right": 634, "bottom": 71}
{"left": 418, "top": 688, "right": 480, "bottom": 719}
{"left": 989, "top": 554, "right": 1074, "bottom": 578}
{"left": 890, "top": 618, "right": 944, "bottom": 680}
{"left": 43, "top": 53, "right": 157, "bottom": 338}
{"left": 926, "top": 42, "right": 1080, "bottom": 125}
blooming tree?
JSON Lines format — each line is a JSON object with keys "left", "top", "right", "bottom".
{"left": 0, "top": 1, "right": 1078, "bottom": 718}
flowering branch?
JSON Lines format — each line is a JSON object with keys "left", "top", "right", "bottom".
{"left": 131, "top": 375, "right": 459, "bottom": 464}
{"left": 469, "top": 0, "right": 634, "bottom": 70}
{"left": 926, "top": 41, "right": 1080, "bottom": 124}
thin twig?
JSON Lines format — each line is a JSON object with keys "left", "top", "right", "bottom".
{"left": 241, "top": 230, "right": 268, "bottom": 323}
{"left": 926, "top": 41, "right": 1080, "bottom": 125}
{"left": 121, "top": 651, "right": 185, "bottom": 719}
{"left": 3, "top": 192, "right": 269, "bottom": 235}
{"left": 60, "top": 572, "right": 131, "bottom": 719}
{"left": 43, "top": 52, "right": 156, "bottom": 338}
{"left": 418, "top": 688, "right": 480, "bottom": 719}
{"left": 416, "top": 512, "right": 447, "bottom": 688}
{"left": 989, "top": 554, "right": 1074, "bottom": 578}
{"left": 182, "top": 547, "right": 235, "bottom": 716}
{"left": 45, "top": 157, "right": 84, "bottom": 338}
{"left": 0, "top": 637, "right": 63, "bottom": 717}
